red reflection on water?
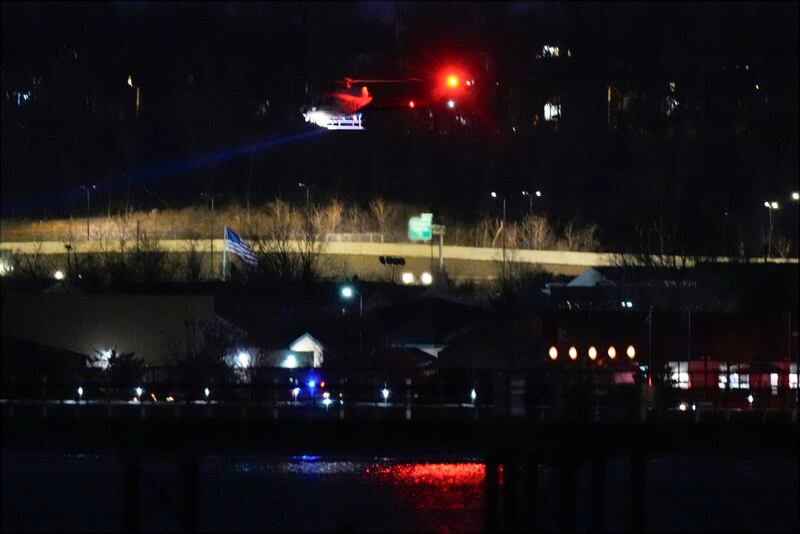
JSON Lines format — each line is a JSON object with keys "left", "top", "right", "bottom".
{"left": 363, "top": 463, "right": 485, "bottom": 532}
{"left": 366, "top": 462, "right": 485, "bottom": 485}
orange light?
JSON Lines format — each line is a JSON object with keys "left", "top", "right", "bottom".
{"left": 408, "top": 100, "right": 415, "bottom": 108}
{"left": 320, "top": 381, "right": 326, "bottom": 388}
{"left": 447, "top": 75, "right": 459, "bottom": 88}
{"left": 627, "top": 345, "right": 636, "bottom": 359}
{"left": 569, "top": 346, "right": 578, "bottom": 360}
{"left": 548, "top": 346, "right": 558, "bottom": 361}
{"left": 608, "top": 346, "right": 617, "bottom": 359}
{"left": 588, "top": 346, "right": 598, "bottom": 360}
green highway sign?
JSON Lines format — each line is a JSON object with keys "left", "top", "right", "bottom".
{"left": 408, "top": 213, "right": 433, "bottom": 241}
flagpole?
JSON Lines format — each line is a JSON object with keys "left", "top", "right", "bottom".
{"left": 222, "top": 225, "right": 228, "bottom": 281}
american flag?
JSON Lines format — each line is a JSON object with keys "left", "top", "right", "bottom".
{"left": 225, "top": 227, "right": 258, "bottom": 267}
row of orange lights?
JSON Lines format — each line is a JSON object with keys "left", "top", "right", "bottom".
{"left": 548, "top": 345, "right": 636, "bottom": 361}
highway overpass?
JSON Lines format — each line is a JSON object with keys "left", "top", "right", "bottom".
{"left": 1, "top": 239, "right": 796, "bottom": 282}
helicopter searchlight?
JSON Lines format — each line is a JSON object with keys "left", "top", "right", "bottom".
{"left": 303, "top": 107, "right": 364, "bottom": 131}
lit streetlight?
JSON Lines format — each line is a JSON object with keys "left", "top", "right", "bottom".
{"left": 792, "top": 192, "right": 799, "bottom": 201}
{"left": 128, "top": 74, "right": 141, "bottom": 121}
{"left": 520, "top": 190, "right": 542, "bottom": 217}
{"left": 297, "top": 182, "right": 316, "bottom": 210}
{"left": 340, "top": 285, "right": 363, "bottom": 363}
{"left": 490, "top": 192, "right": 507, "bottom": 274}
{"left": 764, "top": 201, "right": 780, "bottom": 259}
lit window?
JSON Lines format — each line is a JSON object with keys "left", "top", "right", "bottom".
{"left": 668, "top": 362, "right": 689, "bottom": 389}
{"left": 770, "top": 373, "right": 778, "bottom": 387}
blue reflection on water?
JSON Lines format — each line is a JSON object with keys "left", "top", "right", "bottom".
{"left": 290, "top": 454, "right": 322, "bottom": 461}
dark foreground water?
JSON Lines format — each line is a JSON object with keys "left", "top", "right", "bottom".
{"left": 2, "top": 453, "right": 798, "bottom": 532}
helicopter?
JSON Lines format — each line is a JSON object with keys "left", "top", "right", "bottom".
{"left": 301, "top": 67, "right": 476, "bottom": 131}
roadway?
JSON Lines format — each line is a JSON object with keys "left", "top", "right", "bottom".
{"left": 2, "top": 239, "right": 796, "bottom": 280}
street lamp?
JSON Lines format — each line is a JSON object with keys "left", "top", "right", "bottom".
{"left": 520, "top": 190, "right": 542, "bottom": 217}
{"left": 297, "top": 182, "right": 316, "bottom": 210}
{"left": 128, "top": 74, "right": 141, "bottom": 121}
{"left": 340, "top": 285, "right": 363, "bottom": 363}
{"left": 79, "top": 185, "right": 96, "bottom": 239}
{"left": 490, "top": 192, "right": 507, "bottom": 274}
{"left": 764, "top": 201, "right": 779, "bottom": 259}
{"left": 792, "top": 192, "right": 799, "bottom": 201}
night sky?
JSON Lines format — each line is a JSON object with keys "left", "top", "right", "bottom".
{"left": 2, "top": 2, "right": 798, "bottom": 251}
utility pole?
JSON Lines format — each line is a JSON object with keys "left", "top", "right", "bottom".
{"left": 201, "top": 193, "right": 220, "bottom": 279}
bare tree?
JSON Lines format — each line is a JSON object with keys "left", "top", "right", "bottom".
{"left": 369, "top": 198, "right": 393, "bottom": 240}
{"left": 516, "top": 215, "right": 557, "bottom": 250}
{"left": 560, "top": 221, "right": 600, "bottom": 252}
{"left": 253, "top": 199, "right": 325, "bottom": 283}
